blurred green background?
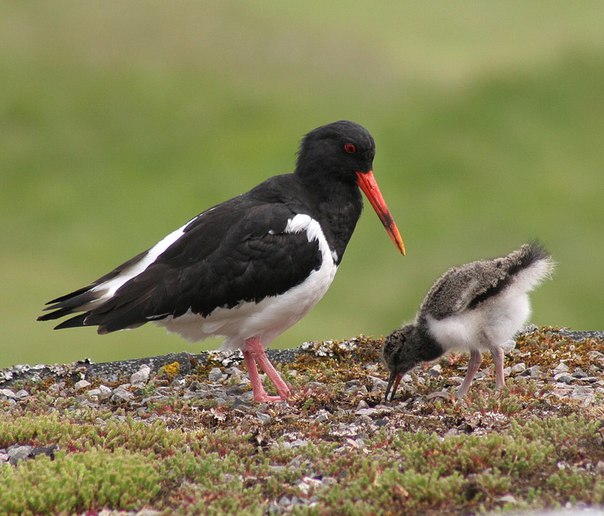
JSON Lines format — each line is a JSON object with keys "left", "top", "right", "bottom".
{"left": 1, "top": 1, "right": 603, "bottom": 367}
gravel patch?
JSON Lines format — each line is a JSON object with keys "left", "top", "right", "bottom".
{"left": 1, "top": 328, "right": 603, "bottom": 468}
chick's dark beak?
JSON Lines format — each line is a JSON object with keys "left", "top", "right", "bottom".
{"left": 385, "top": 370, "right": 403, "bottom": 401}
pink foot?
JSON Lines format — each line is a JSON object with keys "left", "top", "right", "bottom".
{"left": 243, "top": 336, "right": 290, "bottom": 402}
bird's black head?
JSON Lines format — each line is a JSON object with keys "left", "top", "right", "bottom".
{"left": 295, "top": 120, "right": 375, "bottom": 182}
{"left": 294, "top": 120, "right": 406, "bottom": 255}
{"left": 382, "top": 324, "right": 421, "bottom": 401}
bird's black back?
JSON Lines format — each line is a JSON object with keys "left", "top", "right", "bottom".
{"left": 38, "top": 174, "right": 362, "bottom": 333}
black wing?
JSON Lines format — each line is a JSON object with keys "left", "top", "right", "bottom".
{"left": 39, "top": 189, "right": 323, "bottom": 333}
{"left": 420, "top": 242, "right": 550, "bottom": 320}
{"left": 421, "top": 262, "right": 508, "bottom": 320}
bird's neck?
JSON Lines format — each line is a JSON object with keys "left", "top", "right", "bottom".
{"left": 415, "top": 324, "right": 445, "bottom": 361}
{"left": 298, "top": 172, "right": 363, "bottom": 265}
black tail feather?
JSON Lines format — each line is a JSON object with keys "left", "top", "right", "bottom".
{"left": 467, "top": 241, "right": 552, "bottom": 309}
{"left": 521, "top": 240, "right": 550, "bottom": 265}
{"left": 53, "top": 313, "right": 90, "bottom": 330}
{"left": 38, "top": 287, "right": 100, "bottom": 322}
{"left": 510, "top": 241, "right": 551, "bottom": 277}
{"left": 45, "top": 285, "right": 94, "bottom": 306}
{"left": 37, "top": 307, "right": 77, "bottom": 322}
{"left": 37, "top": 249, "right": 153, "bottom": 331}
{"left": 38, "top": 277, "right": 161, "bottom": 333}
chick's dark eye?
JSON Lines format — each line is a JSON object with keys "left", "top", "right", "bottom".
{"left": 344, "top": 143, "right": 356, "bottom": 154}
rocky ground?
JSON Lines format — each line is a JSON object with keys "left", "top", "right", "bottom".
{"left": 1, "top": 326, "right": 603, "bottom": 514}
{"left": 2, "top": 326, "right": 603, "bottom": 455}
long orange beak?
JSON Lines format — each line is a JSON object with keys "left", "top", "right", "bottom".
{"left": 355, "top": 170, "right": 406, "bottom": 255}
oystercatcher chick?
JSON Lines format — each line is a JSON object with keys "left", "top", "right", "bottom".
{"left": 383, "top": 242, "right": 554, "bottom": 401}
{"left": 38, "top": 120, "right": 406, "bottom": 403}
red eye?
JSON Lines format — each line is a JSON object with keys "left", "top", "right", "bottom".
{"left": 344, "top": 143, "right": 356, "bottom": 154}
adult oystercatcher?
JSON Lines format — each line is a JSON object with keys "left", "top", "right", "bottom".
{"left": 39, "top": 120, "right": 406, "bottom": 402}
{"left": 383, "top": 242, "right": 554, "bottom": 401}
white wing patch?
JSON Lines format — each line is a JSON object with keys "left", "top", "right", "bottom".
{"left": 284, "top": 214, "right": 313, "bottom": 237}
{"left": 284, "top": 214, "right": 337, "bottom": 263}
{"left": 91, "top": 219, "right": 191, "bottom": 301}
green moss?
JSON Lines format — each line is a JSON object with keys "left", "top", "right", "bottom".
{"left": 0, "top": 449, "right": 161, "bottom": 513}
{"left": 1, "top": 331, "right": 603, "bottom": 513}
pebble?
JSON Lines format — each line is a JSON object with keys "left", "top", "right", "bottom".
{"left": 98, "top": 385, "right": 113, "bottom": 399}
{"left": 297, "top": 476, "right": 323, "bottom": 495}
{"left": 231, "top": 393, "right": 253, "bottom": 407}
{"left": 554, "top": 373, "right": 574, "bottom": 384}
{"left": 356, "top": 407, "right": 377, "bottom": 417}
{"left": 284, "top": 439, "right": 309, "bottom": 449}
{"left": 522, "top": 365, "right": 542, "bottom": 378}
{"left": 510, "top": 362, "right": 526, "bottom": 374}
{"left": 428, "top": 364, "right": 442, "bottom": 377}
{"left": 301, "top": 338, "right": 358, "bottom": 357}
{"left": 225, "top": 366, "right": 244, "bottom": 381}
{"left": 374, "top": 418, "right": 389, "bottom": 428}
{"left": 314, "top": 410, "right": 330, "bottom": 423}
{"left": 368, "top": 375, "right": 388, "bottom": 391}
{"left": 74, "top": 380, "right": 91, "bottom": 390}
{"left": 256, "top": 413, "right": 271, "bottom": 424}
{"left": 425, "top": 391, "right": 450, "bottom": 400}
{"left": 356, "top": 400, "right": 369, "bottom": 410}
{"left": 205, "top": 350, "right": 243, "bottom": 367}
{"left": 0, "top": 388, "right": 16, "bottom": 399}
{"left": 345, "top": 382, "right": 368, "bottom": 395}
{"left": 573, "top": 385, "right": 596, "bottom": 397}
{"left": 48, "top": 382, "right": 66, "bottom": 395}
{"left": 306, "top": 381, "right": 326, "bottom": 390}
{"left": 572, "top": 368, "right": 587, "bottom": 379}
{"left": 553, "top": 362, "right": 569, "bottom": 374}
{"left": 130, "top": 365, "right": 151, "bottom": 386}
{"left": 87, "top": 385, "right": 113, "bottom": 401}
{"left": 588, "top": 351, "right": 604, "bottom": 365}
{"left": 275, "top": 495, "right": 309, "bottom": 510}
{"left": 498, "top": 494, "right": 518, "bottom": 505}
{"left": 7, "top": 445, "right": 33, "bottom": 465}
{"left": 579, "top": 377, "right": 599, "bottom": 384}
{"left": 112, "top": 385, "right": 134, "bottom": 402}
{"left": 208, "top": 367, "right": 226, "bottom": 382}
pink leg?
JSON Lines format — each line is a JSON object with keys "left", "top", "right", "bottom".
{"left": 491, "top": 347, "right": 506, "bottom": 390}
{"left": 457, "top": 349, "right": 482, "bottom": 398}
{"left": 243, "top": 337, "right": 290, "bottom": 402}
{"left": 242, "top": 350, "right": 275, "bottom": 402}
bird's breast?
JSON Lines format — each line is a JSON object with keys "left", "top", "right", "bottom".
{"left": 157, "top": 213, "right": 339, "bottom": 348}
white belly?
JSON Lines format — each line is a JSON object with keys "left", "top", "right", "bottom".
{"left": 156, "top": 213, "right": 338, "bottom": 350}
{"left": 426, "top": 291, "right": 531, "bottom": 352}
{"left": 157, "top": 260, "right": 337, "bottom": 350}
